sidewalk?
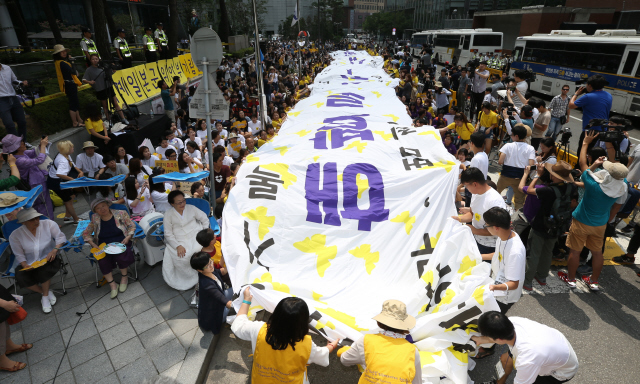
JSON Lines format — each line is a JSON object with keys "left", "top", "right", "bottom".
{"left": 0, "top": 197, "right": 214, "bottom": 384}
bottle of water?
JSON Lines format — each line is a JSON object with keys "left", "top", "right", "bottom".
{"left": 150, "top": 107, "right": 154, "bottom": 118}
{"left": 100, "top": 107, "right": 106, "bottom": 120}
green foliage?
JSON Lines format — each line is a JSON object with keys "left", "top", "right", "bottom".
{"left": 26, "top": 88, "right": 99, "bottom": 136}
{"left": 305, "top": 0, "right": 344, "bottom": 41}
{"left": 231, "top": 47, "right": 255, "bottom": 59}
{"left": 225, "top": 0, "right": 267, "bottom": 36}
{"left": 38, "top": 19, "right": 84, "bottom": 33}
{"left": 363, "top": 10, "right": 413, "bottom": 38}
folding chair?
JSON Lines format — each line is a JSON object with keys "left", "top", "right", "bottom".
{"left": 185, "top": 198, "right": 221, "bottom": 235}
{"left": 1, "top": 218, "right": 68, "bottom": 296}
{"left": 88, "top": 206, "right": 144, "bottom": 284}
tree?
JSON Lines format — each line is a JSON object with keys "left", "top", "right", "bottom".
{"left": 102, "top": 0, "right": 117, "bottom": 39}
{"left": 218, "top": 0, "right": 231, "bottom": 42}
{"left": 90, "top": 0, "right": 112, "bottom": 60}
{"left": 41, "top": 0, "right": 63, "bottom": 44}
{"left": 225, "top": 0, "right": 267, "bottom": 36}
{"left": 168, "top": 0, "right": 179, "bottom": 57}
{"left": 363, "top": 10, "right": 413, "bottom": 39}
{"left": 6, "top": 0, "right": 31, "bottom": 52}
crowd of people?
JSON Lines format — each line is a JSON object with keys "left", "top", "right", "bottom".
{"left": 1, "top": 36, "right": 637, "bottom": 382}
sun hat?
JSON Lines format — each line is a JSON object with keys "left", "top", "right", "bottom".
{"left": 52, "top": 44, "right": 71, "bottom": 56}
{"left": 434, "top": 81, "right": 442, "bottom": 88}
{"left": 372, "top": 299, "right": 416, "bottom": 331}
{"left": 603, "top": 161, "right": 629, "bottom": 180}
{"left": 544, "top": 161, "right": 574, "bottom": 183}
{"left": 0, "top": 193, "right": 27, "bottom": 208}
{"left": 17, "top": 208, "right": 42, "bottom": 223}
{"left": 90, "top": 198, "right": 112, "bottom": 213}
{"left": 1, "top": 134, "right": 22, "bottom": 154}
{"left": 228, "top": 133, "right": 238, "bottom": 139}
{"left": 82, "top": 141, "right": 98, "bottom": 150}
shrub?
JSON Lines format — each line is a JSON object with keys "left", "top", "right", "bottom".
{"left": 25, "top": 88, "right": 99, "bottom": 135}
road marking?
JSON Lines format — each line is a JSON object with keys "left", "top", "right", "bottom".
{"left": 570, "top": 117, "right": 582, "bottom": 122}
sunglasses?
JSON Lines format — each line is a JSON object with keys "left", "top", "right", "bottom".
{"left": 562, "top": 88, "right": 569, "bottom": 91}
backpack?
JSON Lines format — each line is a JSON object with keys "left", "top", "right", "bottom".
{"left": 543, "top": 184, "right": 576, "bottom": 237}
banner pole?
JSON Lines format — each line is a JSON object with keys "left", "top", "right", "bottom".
{"left": 251, "top": 0, "right": 268, "bottom": 132}
{"left": 202, "top": 56, "right": 216, "bottom": 212}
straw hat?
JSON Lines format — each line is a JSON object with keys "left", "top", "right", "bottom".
{"left": 52, "top": 44, "right": 71, "bottom": 56}
{"left": 228, "top": 133, "right": 238, "bottom": 139}
{"left": 82, "top": 141, "right": 98, "bottom": 150}
{"left": 17, "top": 208, "right": 42, "bottom": 223}
{"left": 0, "top": 193, "right": 27, "bottom": 208}
{"left": 544, "top": 161, "right": 574, "bottom": 183}
{"left": 372, "top": 299, "right": 416, "bottom": 331}
{"left": 434, "top": 81, "right": 442, "bottom": 88}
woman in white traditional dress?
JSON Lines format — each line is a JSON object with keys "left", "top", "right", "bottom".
{"left": 162, "top": 190, "right": 209, "bottom": 290}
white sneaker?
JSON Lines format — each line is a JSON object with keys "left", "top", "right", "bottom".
{"left": 42, "top": 296, "right": 52, "bottom": 313}
{"left": 48, "top": 291, "right": 57, "bottom": 306}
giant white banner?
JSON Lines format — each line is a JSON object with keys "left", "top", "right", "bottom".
{"left": 223, "top": 50, "right": 499, "bottom": 383}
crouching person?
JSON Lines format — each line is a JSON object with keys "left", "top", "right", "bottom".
{"left": 339, "top": 300, "right": 422, "bottom": 384}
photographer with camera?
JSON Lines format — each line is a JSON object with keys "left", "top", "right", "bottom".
{"left": 82, "top": 54, "right": 127, "bottom": 124}
{"left": 0, "top": 61, "right": 28, "bottom": 139}
{"left": 569, "top": 75, "right": 612, "bottom": 152}
{"left": 510, "top": 70, "right": 529, "bottom": 109}
{"left": 558, "top": 131, "right": 628, "bottom": 291}
{"left": 470, "top": 61, "right": 490, "bottom": 122}
{"left": 530, "top": 98, "right": 550, "bottom": 150}
{"left": 591, "top": 116, "right": 630, "bottom": 163}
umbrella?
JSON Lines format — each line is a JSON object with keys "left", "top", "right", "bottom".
{"left": 150, "top": 171, "right": 209, "bottom": 183}
{"left": 59, "top": 175, "right": 127, "bottom": 189}
{"left": 0, "top": 186, "right": 43, "bottom": 216}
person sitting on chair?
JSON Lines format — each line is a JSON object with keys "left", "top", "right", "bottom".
{"left": 83, "top": 199, "right": 137, "bottom": 299}
{"left": 8, "top": 209, "right": 66, "bottom": 313}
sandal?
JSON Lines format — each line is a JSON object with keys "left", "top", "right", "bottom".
{"left": 0, "top": 361, "right": 27, "bottom": 372}
{"left": 473, "top": 347, "right": 495, "bottom": 360}
{"left": 5, "top": 343, "right": 32, "bottom": 356}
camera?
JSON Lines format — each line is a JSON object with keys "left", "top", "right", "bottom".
{"left": 466, "top": 59, "right": 480, "bottom": 79}
{"left": 586, "top": 118, "right": 630, "bottom": 147}
{"left": 560, "top": 126, "right": 572, "bottom": 145}
{"left": 501, "top": 101, "right": 516, "bottom": 115}
{"left": 527, "top": 69, "right": 536, "bottom": 82}
{"left": 14, "top": 80, "right": 45, "bottom": 107}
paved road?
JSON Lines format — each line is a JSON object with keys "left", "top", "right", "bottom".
{"left": 205, "top": 259, "right": 640, "bottom": 384}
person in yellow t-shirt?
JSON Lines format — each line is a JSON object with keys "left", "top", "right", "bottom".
{"left": 339, "top": 300, "right": 422, "bottom": 384}
{"left": 232, "top": 287, "right": 338, "bottom": 384}
{"left": 266, "top": 125, "right": 277, "bottom": 141}
{"left": 439, "top": 113, "right": 475, "bottom": 149}
{"left": 84, "top": 102, "right": 111, "bottom": 153}
{"left": 475, "top": 101, "right": 499, "bottom": 154}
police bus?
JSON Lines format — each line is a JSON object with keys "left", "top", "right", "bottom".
{"left": 510, "top": 29, "right": 640, "bottom": 117}
{"left": 411, "top": 29, "right": 503, "bottom": 65}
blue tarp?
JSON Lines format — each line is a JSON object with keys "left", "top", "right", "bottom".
{"left": 151, "top": 171, "right": 209, "bottom": 183}
{"left": 0, "top": 186, "right": 43, "bottom": 215}
{"left": 60, "top": 175, "right": 127, "bottom": 189}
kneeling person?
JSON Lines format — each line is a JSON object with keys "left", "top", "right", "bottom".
{"left": 340, "top": 300, "right": 422, "bottom": 384}
{"left": 472, "top": 311, "right": 578, "bottom": 384}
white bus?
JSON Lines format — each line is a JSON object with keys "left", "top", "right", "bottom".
{"left": 511, "top": 30, "right": 640, "bottom": 117}
{"left": 411, "top": 29, "right": 503, "bottom": 65}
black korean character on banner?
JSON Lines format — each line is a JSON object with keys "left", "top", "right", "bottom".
{"left": 390, "top": 127, "right": 417, "bottom": 140}
{"left": 247, "top": 166, "right": 284, "bottom": 200}
{"left": 403, "top": 157, "right": 435, "bottom": 171}
{"left": 400, "top": 147, "right": 422, "bottom": 158}
{"left": 438, "top": 306, "right": 483, "bottom": 332}
{"left": 243, "top": 221, "right": 274, "bottom": 270}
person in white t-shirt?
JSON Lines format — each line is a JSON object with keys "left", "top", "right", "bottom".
{"left": 472, "top": 312, "right": 578, "bottom": 384}
{"left": 215, "top": 121, "right": 229, "bottom": 141}
{"left": 75, "top": 141, "right": 104, "bottom": 178}
{"left": 475, "top": 207, "right": 526, "bottom": 359}
{"left": 247, "top": 114, "right": 261, "bottom": 135}
{"left": 226, "top": 133, "right": 244, "bottom": 159}
{"left": 469, "top": 132, "right": 488, "bottom": 179}
{"left": 155, "top": 138, "right": 177, "bottom": 160}
{"left": 211, "top": 130, "right": 225, "bottom": 149}
{"left": 497, "top": 124, "right": 536, "bottom": 210}
{"left": 454, "top": 167, "right": 507, "bottom": 255}
{"left": 183, "top": 128, "right": 203, "bottom": 151}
